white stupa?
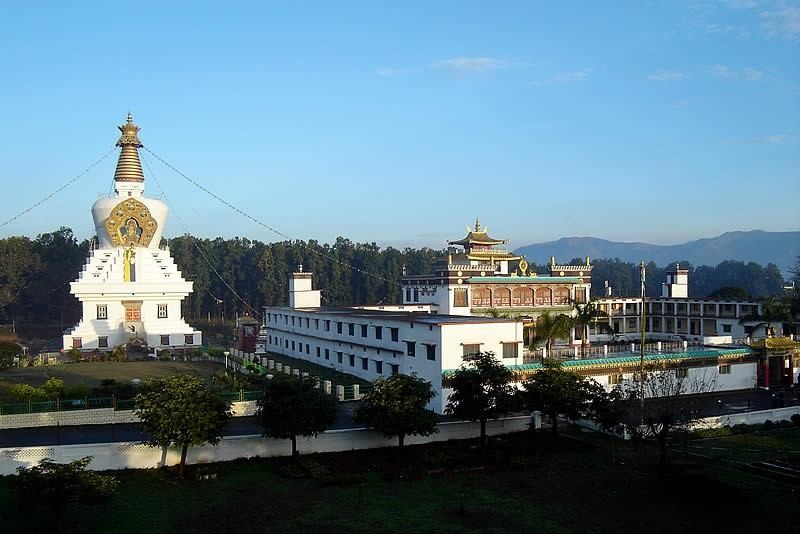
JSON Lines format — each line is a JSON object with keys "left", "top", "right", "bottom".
{"left": 62, "top": 114, "right": 202, "bottom": 352}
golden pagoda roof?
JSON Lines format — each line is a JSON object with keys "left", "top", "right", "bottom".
{"left": 113, "top": 113, "right": 145, "bottom": 183}
{"left": 750, "top": 336, "right": 800, "bottom": 351}
{"left": 449, "top": 218, "right": 507, "bottom": 246}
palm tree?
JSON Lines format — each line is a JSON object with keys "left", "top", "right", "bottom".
{"left": 532, "top": 312, "right": 572, "bottom": 355}
{"left": 740, "top": 296, "right": 790, "bottom": 338}
{"left": 571, "top": 301, "right": 611, "bottom": 357}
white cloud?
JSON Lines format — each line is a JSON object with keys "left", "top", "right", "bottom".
{"left": 711, "top": 64, "right": 737, "bottom": 78}
{"left": 760, "top": 3, "right": 800, "bottom": 40}
{"left": 432, "top": 57, "right": 510, "bottom": 74}
{"left": 375, "top": 68, "right": 399, "bottom": 77}
{"left": 647, "top": 70, "right": 688, "bottom": 81}
{"left": 531, "top": 69, "right": 591, "bottom": 86}
{"left": 743, "top": 67, "right": 764, "bottom": 80}
{"left": 710, "top": 64, "right": 765, "bottom": 80}
{"left": 753, "top": 134, "right": 791, "bottom": 143}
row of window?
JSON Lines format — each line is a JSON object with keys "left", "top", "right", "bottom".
{"left": 267, "top": 313, "right": 405, "bottom": 341}
{"left": 268, "top": 335, "right": 402, "bottom": 374}
{"left": 71, "top": 333, "right": 194, "bottom": 349}
{"left": 96, "top": 304, "right": 169, "bottom": 320}
{"left": 268, "top": 334, "right": 437, "bottom": 361}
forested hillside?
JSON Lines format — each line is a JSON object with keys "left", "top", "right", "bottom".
{"left": 0, "top": 228, "right": 790, "bottom": 332}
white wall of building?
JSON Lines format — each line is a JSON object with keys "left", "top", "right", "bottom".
{"left": 588, "top": 361, "right": 757, "bottom": 394}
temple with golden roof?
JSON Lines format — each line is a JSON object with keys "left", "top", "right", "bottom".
{"left": 400, "top": 220, "right": 592, "bottom": 323}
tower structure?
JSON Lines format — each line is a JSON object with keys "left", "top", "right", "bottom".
{"left": 62, "top": 114, "right": 201, "bottom": 352}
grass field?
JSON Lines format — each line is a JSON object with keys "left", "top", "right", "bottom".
{"left": 0, "top": 361, "right": 224, "bottom": 398}
{"left": 1, "top": 427, "right": 798, "bottom": 533}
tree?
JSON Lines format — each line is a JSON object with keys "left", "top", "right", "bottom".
{"left": 520, "top": 360, "right": 603, "bottom": 436}
{"left": 621, "top": 363, "right": 715, "bottom": 469}
{"left": 257, "top": 376, "right": 338, "bottom": 460}
{"left": 571, "top": 300, "right": 610, "bottom": 356}
{"left": 445, "top": 352, "right": 515, "bottom": 447}
{"left": 354, "top": 374, "right": 438, "bottom": 447}
{"left": 11, "top": 456, "right": 118, "bottom": 532}
{"left": 707, "top": 286, "right": 749, "bottom": 299}
{"left": 135, "top": 375, "right": 232, "bottom": 476}
{"left": 531, "top": 312, "right": 571, "bottom": 353}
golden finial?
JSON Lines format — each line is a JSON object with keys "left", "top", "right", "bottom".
{"left": 117, "top": 113, "right": 143, "bottom": 148}
{"left": 474, "top": 217, "right": 481, "bottom": 232}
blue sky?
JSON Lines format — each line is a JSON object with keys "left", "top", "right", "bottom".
{"left": 1, "top": 1, "right": 798, "bottom": 249}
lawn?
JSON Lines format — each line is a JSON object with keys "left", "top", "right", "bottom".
{"left": 686, "top": 425, "right": 800, "bottom": 463}
{"left": 0, "top": 361, "right": 224, "bottom": 398}
{"left": 1, "top": 427, "right": 798, "bottom": 533}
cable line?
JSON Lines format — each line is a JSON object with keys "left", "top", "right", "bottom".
{"left": 142, "top": 146, "right": 398, "bottom": 287}
{"left": 0, "top": 147, "right": 116, "bottom": 229}
{"left": 141, "top": 153, "right": 262, "bottom": 319}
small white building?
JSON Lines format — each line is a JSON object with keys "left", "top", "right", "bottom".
{"left": 62, "top": 114, "right": 201, "bottom": 352}
{"left": 262, "top": 269, "right": 524, "bottom": 412}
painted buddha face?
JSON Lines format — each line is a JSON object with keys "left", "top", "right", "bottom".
{"left": 121, "top": 218, "right": 142, "bottom": 245}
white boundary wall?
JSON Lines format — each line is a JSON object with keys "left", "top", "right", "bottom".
{"left": 0, "top": 415, "right": 533, "bottom": 475}
{"left": 693, "top": 405, "right": 800, "bottom": 429}
{"left": 0, "top": 401, "right": 259, "bottom": 430}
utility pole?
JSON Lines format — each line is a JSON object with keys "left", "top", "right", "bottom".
{"left": 639, "top": 261, "right": 646, "bottom": 425}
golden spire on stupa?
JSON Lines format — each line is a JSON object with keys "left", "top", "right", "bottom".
{"left": 113, "top": 112, "right": 145, "bottom": 182}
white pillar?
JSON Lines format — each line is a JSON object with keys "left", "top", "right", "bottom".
{"left": 656, "top": 341, "right": 662, "bottom": 352}
{"left": 353, "top": 384, "right": 361, "bottom": 400}
{"left": 336, "top": 385, "right": 345, "bottom": 401}
{"left": 603, "top": 345, "right": 608, "bottom": 356}
{"left": 323, "top": 380, "right": 332, "bottom": 394}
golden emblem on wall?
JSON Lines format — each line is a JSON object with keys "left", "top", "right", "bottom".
{"left": 104, "top": 198, "right": 158, "bottom": 247}
{"left": 519, "top": 258, "right": 529, "bottom": 276}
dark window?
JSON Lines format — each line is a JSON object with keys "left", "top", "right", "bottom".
{"left": 184, "top": 334, "right": 194, "bottom": 345}
{"left": 413, "top": 289, "right": 419, "bottom": 302}
{"left": 337, "top": 351, "right": 343, "bottom": 364}
{"left": 348, "top": 323, "right": 355, "bottom": 336}
{"left": 375, "top": 326, "right": 383, "bottom": 340}
{"left": 406, "top": 341, "right": 416, "bottom": 357}
{"left": 337, "top": 322, "right": 343, "bottom": 334}
{"left": 361, "top": 324, "right": 368, "bottom": 337}
{"left": 391, "top": 328, "right": 399, "bottom": 342}
{"left": 426, "top": 344, "right": 436, "bottom": 361}
{"left": 502, "top": 343, "right": 518, "bottom": 359}
{"left": 722, "top": 324, "right": 732, "bottom": 333}
{"left": 157, "top": 304, "right": 168, "bottom": 318}
{"left": 375, "top": 360, "right": 383, "bottom": 373}
{"left": 406, "top": 289, "right": 411, "bottom": 301}
{"left": 291, "top": 316, "right": 295, "bottom": 326}
{"left": 391, "top": 364, "right": 399, "bottom": 376}
{"left": 719, "top": 364, "right": 731, "bottom": 375}
{"left": 454, "top": 288, "right": 468, "bottom": 307}
{"left": 316, "top": 346, "right": 321, "bottom": 357}
{"left": 361, "top": 358, "right": 368, "bottom": 370}
{"left": 306, "top": 344, "right": 310, "bottom": 354}
{"left": 463, "top": 344, "right": 481, "bottom": 358}
{"left": 269, "top": 335, "right": 272, "bottom": 344}
{"left": 325, "top": 320, "right": 330, "bottom": 331}
{"left": 291, "top": 341, "right": 295, "bottom": 351}
{"left": 160, "top": 335, "right": 170, "bottom": 346}
{"left": 72, "top": 337, "right": 82, "bottom": 349}
{"left": 676, "top": 367, "right": 688, "bottom": 378}
{"left": 315, "top": 319, "right": 319, "bottom": 329}
{"left": 325, "top": 348, "right": 330, "bottom": 360}
{"left": 98, "top": 336, "right": 108, "bottom": 348}
{"left": 305, "top": 318, "right": 309, "bottom": 328}
{"left": 96, "top": 305, "right": 108, "bottom": 320}
{"left": 349, "top": 354, "right": 355, "bottom": 367}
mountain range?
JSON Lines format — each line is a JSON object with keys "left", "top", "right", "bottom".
{"left": 514, "top": 230, "right": 800, "bottom": 274}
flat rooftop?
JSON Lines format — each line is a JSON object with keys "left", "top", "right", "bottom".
{"left": 264, "top": 306, "right": 518, "bottom": 325}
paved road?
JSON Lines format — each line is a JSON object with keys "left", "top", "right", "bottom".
{"left": 0, "top": 401, "right": 363, "bottom": 448}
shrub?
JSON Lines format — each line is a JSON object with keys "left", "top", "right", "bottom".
{"left": 791, "top": 414, "right": 800, "bottom": 426}
{"left": 41, "top": 377, "right": 65, "bottom": 398}
{"left": 67, "top": 348, "right": 81, "bottom": 363}
{"left": 9, "top": 384, "right": 47, "bottom": 401}
{"left": 158, "top": 350, "right": 172, "bottom": 361}
{"left": 763, "top": 419, "right": 774, "bottom": 429}
{"left": 730, "top": 424, "right": 751, "bottom": 434}
{"left": 64, "top": 384, "right": 90, "bottom": 399}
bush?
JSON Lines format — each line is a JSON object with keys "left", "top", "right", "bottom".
{"left": 763, "top": 419, "right": 774, "bottom": 429}
{"left": 9, "top": 384, "right": 47, "bottom": 402}
{"left": 41, "top": 377, "right": 65, "bottom": 398}
{"left": 64, "top": 384, "right": 90, "bottom": 399}
{"left": 158, "top": 350, "right": 172, "bottom": 361}
{"left": 67, "top": 348, "right": 81, "bottom": 363}
{"left": 791, "top": 414, "right": 800, "bottom": 426}
{"left": 730, "top": 424, "right": 751, "bottom": 434}
{"left": 0, "top": 341, "right": 21, "bottom": 367}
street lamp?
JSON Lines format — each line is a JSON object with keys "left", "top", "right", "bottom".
{"left": 224, "top": 351, "right": 230, "bottom": 371}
